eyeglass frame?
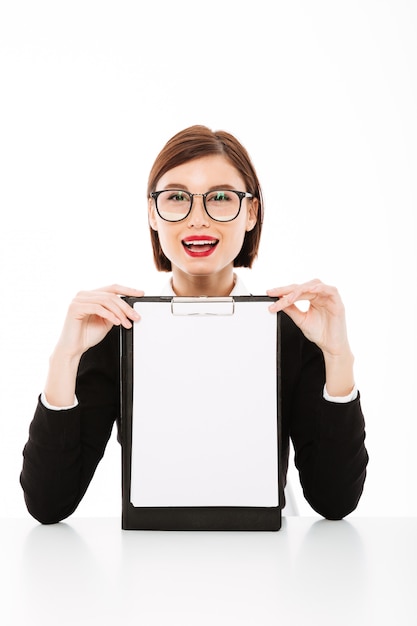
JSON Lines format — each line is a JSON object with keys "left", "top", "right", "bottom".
{"left": 150, "top": 189, "right": 254, "bottom": 223}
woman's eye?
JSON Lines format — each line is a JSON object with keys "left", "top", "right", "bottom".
{"left": 168, "top": 192, "right": 188, "bottom": 202}
{"left": 209, "top": 191, "right": 230, "bottom": 202}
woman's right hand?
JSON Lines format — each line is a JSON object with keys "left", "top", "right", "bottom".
{"left": 56, "top": 284, "right": 145, "bottom": 359}
{"left": 43, "top": 285, "right": 144, "bottom": 407}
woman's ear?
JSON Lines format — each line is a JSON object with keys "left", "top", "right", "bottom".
{"left": 246, "top": 198, "right": 259, "bottom": 232}
{"left": 148, "top": 197, "right": 158, "bottom": 231}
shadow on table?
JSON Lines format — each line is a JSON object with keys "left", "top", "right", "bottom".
{"left": 290, "top": 519, "right": 368, "bottom": 625}
{"left": 16, "top": 522, "right": 110, "bottom": 625}
{"left": 117, "top": 517, "right": 293, "bottom": 622}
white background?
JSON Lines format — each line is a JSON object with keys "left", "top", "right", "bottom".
{"left": 0, "top": 0, "right": 416, "bottom": 518}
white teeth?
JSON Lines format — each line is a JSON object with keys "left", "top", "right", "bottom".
{"left": 184, "top": 240, "right": 217, "bottom": 247}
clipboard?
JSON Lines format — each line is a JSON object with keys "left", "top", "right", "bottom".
{"left": 120, "top": 296, "right": 282, "bottom": 531}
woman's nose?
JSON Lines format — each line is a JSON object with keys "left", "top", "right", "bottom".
{"left": 187, "top": 195, "right": 210, "bottom": 227}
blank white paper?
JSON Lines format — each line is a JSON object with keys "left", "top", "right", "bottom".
{"left": 130, "top": 299, "right": 279, "bottom": 507}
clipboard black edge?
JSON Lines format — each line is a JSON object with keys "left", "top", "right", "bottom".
{"left": 120, "top": 296, "right": 282, "bottom": 531}
{"left": 122, "top": 505, "right": 281, "bottom": 531}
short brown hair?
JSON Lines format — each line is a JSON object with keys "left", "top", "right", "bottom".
{"left": 147, "top": 125, "right": 264, "bottom": 271}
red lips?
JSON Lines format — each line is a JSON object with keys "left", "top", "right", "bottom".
{"left": 182, "top": 236, "right": 219, "bottom": 257}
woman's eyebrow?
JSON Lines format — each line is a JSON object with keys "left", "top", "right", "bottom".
{"left": 160, "top": 183, "right": 240, "bottom": 191}
{"left": 161, "top": 183, "right": 187, "bottom": 189}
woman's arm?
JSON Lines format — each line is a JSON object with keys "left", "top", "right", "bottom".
{"left": 20, "top": 285, "right": 143, "bottom": 523}
{"left": 270, "top": 280, "right": 369, "bottom": 519}
{"left": 281, "top": 316, "right": 368, "bottom": 519}
{"left": 20, "top": 327, "right": 122, "bottom": 524}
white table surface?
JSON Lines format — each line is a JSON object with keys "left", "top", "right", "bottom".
{"left": 2, "top": 516, "right": 416, "bottom": 626}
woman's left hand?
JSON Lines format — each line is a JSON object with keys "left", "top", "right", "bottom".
{"left": 266, "top": 279, "right": 351, "bottom": 359}
{"left": 267, "top": 279, "right": 356, "bottom": 396}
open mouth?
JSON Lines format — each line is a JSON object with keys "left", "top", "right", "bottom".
{"left": 182, "top": 237, "right": 219, "bottom": 257}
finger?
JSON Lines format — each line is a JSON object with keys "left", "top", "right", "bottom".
{"left": 268, "top": 288, "right": 315, "bottom": 313}
{"left": 267, "top": 279, "right": 321, "bottom": 298}
{"left": 109, "top": 298, "right": 141, "bottom": 326}
{"left": 309, "top": 282, "right": 340, "bottom": 298}
{"left": 79, "top": 286, "right": 144, "bottom": 319}
{"left": 268, "top": 294, "right": 311, "bottom": 313}
{"left": 268, "top": 279, "right": 337, "bottom": 311}
{"left": 266, "top": 284, "right": 299, "bottom": 297}
{"left": 72, "top": 293, "right": 140, "bottom": 327}
{"left": 274, "top": 303, "right": 307, "bottom": 328}
{"left": 301, "top": 283, "right": 344, "bottom": 313}
{"left": 71, "top": 302, "right": 134, "bottom": 328}
{"left": 94, "top": 284, "right": 145, "bottom": 297}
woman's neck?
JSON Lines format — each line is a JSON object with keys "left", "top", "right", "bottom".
{"left": 171, "top": 271, "right": 236, "bottom": 297}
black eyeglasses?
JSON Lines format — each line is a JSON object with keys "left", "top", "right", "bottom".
{"left": 150, "top": 189, "right": 253, "bottom": 223}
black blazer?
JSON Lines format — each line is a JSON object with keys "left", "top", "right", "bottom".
{"left": 20, "top": 313, "right": 368, "bottom": 524}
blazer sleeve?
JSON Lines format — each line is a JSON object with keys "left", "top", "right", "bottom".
{"left": 20, "top": 327, "right": 120, "bottom": 524}
{"left": 281, "top": 313, "right": 369, "bottom": 520}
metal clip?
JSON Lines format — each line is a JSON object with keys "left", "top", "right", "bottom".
{"left": 171, "top": 297, "right": 235, "bottom": 316}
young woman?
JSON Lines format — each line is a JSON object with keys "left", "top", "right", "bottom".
{"left": 20, "top": 125, "right": 368, "bottom": 524}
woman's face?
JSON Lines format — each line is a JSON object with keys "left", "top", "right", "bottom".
{"left": 148, "top": 155, "right": 258, "bottom": 293}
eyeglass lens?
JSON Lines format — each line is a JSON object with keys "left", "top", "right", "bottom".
{"left": 156, "top": 190, "right": 242, "bottom": 222}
